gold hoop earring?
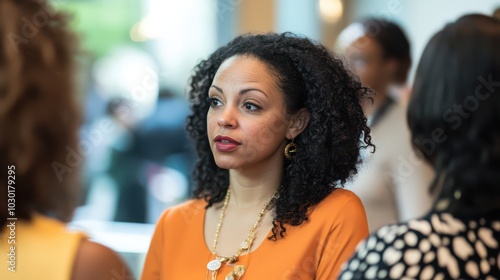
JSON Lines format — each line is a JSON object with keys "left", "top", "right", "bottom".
{"left": 284, "top": 139, "right": 297, "bottom": 160}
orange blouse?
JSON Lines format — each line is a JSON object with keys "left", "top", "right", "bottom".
{"left": 141, "top": 188, "right": 368, "bottom": 280}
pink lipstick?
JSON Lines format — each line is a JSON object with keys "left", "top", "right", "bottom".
{"left": 214, "top": 135, "right": 240, "bottom": 152}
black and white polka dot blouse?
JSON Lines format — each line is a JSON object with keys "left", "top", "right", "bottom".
{"left": 339, "top": 211, "right": 500, "bottom": 279}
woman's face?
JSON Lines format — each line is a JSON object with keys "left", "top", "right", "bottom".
{"left": 207, "top": 55, "right": 297, "bottom": 170}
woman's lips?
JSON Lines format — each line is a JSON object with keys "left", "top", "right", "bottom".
{"left": 214, "top": 135, "right": 240, "bottom": 152}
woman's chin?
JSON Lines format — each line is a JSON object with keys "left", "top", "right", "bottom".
{"left": 213, "top": 154, "right": 249, "bottom": 170}
{"left": 214, "top": 159, "right": 241, "bottom": 170}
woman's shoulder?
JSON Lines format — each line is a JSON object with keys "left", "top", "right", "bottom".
{"left": 354, "top": 216, "right": 436, "bottom": 259}
{"left": 310, "top": 188, "right": 366, "bottom": 222}
{"left": 328, "top": 187, "right": 361, "bottom": 199}
{"left": 156, "top": 198, "right": 207, "bottom": 225}
{"left": 339, "top": 220, "right": 426, "bottom": 279}
{"left": 341, "top": 212, "right": 500, "bottom": 279}
{"left": 168, "top": 197, "right": 207, "bottom": 212}
{"left": 317, "top": 188, "right": 364, "bottom": 210}
{"left": 17, "top": 213, "right": 86, "bottom": 239}
{"left": 72, "top": 239, "right": 132, "bottom": 280}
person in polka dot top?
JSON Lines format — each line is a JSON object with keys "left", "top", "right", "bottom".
{"left": 339, "top": 14, "right": 500, "bottom": 280}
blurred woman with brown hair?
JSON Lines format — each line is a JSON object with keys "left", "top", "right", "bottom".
{"left": 0, "top": 0, "right": 130, "bottom": 279}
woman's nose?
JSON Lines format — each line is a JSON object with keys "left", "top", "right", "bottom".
{"left": 217, "top": 107, "right": 237, "bottom": 128}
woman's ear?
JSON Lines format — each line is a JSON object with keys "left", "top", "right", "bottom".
{"left": 286, "top": 108, "right": 310, "bottom": 139}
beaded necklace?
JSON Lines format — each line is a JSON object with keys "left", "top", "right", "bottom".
{"left": 206, "top": 189, "right": 276, "bottom": 280}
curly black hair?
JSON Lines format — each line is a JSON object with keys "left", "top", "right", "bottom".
{"left": 187, "top": 33, "right": 373, "bottom": 240}
{"left": 408, "top": 14, "right": 500, "bottom": 215}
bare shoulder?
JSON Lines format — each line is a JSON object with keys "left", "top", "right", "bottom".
{"left": 72, "top": 238, "right": 133, "bottom": 280}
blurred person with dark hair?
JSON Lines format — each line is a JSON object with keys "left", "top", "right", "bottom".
{"left": 103, "top": 97, "right": 148, "bottom": 223}
{"left": 132, "top": 87, "right": 195, "bottom": 221}
{"left": 338, "top": 18, "right": 434, "bottom": 232}
{"left": 0, "top": 0, "right": 131, "bottom": 279}
{"left": 340, "top": 14, "right": 500, "bottom": 279}
{"left": 493, "top": 7, "right": 500, "bottom": 20}
{"left": 133, "top": 87, "right": 193, "bottom": 165}
{"left": 339, "top": 18, "right": 412, "bottom": 104}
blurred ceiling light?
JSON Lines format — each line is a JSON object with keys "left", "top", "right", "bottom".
{"left": 130, "top": 15, "right": 160, "bottom": 42}
{"left": 319, "top": 0, "right": 343, "bottom": 23}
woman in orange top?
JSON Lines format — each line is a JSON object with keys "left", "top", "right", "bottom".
{"left": 142, "top": 33, "right": 372, "bottom": 280}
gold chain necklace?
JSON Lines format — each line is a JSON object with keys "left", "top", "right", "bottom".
{"left": 206, "top": 188, "right": 276, "bottom": 280}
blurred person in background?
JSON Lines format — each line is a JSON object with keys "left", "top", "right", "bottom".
{"left": 104, "top": 97, "right": 147, "bottom": 223}
{"left": 81, "top": 46, "right": 195, "bottom": 224}
{"left": 340, "top": 14, "right": 500, "bottom": 279}
{"left": 142, "top": 33, "right": 372, "bottom": 279}
{"left": 0, "top": 0, "right": 131, "bottom": 279}
{"left": 76, "top": 96, "right": 139, "bottom": 222}
{"left": 106, "top": 89, "right": 194, "bottom": 223}
{"left": 80, "top": 46, "right": 161, "bottom": 223}
{"left": 133, "top": 87, "right": 192, "bottom": 165}
{"left": 493, "top": 7, "right": 500, "bottom": 20}
{"left": 81, "top": 86, "right": 194, "bottom": 224}
{"left": 338, "top": 18, "right": 434, "bottom": 232}
{"left": 132, "top": 87, "right": 195, "bottom": 222}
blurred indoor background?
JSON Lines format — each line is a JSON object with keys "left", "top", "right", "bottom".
{"left": 56, "top": 0, "right": 500, "bottom": 277}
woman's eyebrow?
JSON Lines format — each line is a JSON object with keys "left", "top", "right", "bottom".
{"left": 210, "top": 85, "right": 268, "bottom": 98}
{"left": 240, "top": 88, "right": 268, "bottom": 98}
{"left": 210, "top": 85, "right": 223, "bottom": 93}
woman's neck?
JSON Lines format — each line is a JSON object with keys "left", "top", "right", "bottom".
{"left": 228, "top": 165, "right": 282, "bottom": 209}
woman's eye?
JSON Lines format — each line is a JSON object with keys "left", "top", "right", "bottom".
{"left": 243, "top": 102, "right": 261, "bottom": 111}
{"left": 209, "top": 97, "right": 222, "bottom": 107}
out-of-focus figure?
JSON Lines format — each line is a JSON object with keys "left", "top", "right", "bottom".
{"left": 132, "top": 88, "right": 194, "bottom": 223}
{"left": 340, "top": 14, "right": 500, "bottom": 279}
{"left": 81, "top": 47, "right": 160, "bottom": 223}
{"left": 493, "top": 7, "right": 500, "bottom": 20}
{"left": 0, "top": 0, "right": 131, "bottom": 279}
{"left": 338, "top": 18, "right": 434, "bottom": 232}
